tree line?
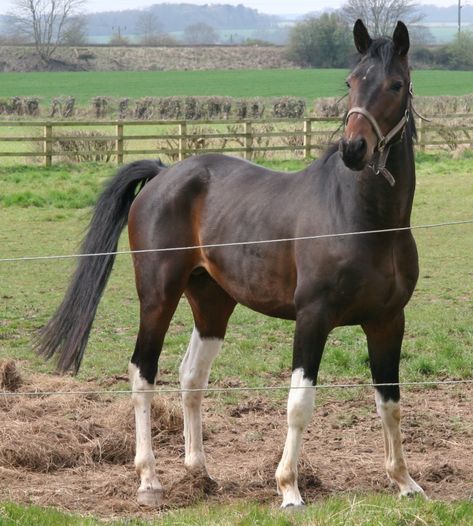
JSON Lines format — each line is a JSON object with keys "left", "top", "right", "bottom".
{"left": 1, "top": 0, "right": 473, "bottom": 71}
{"left": 0, "top": 1, "right": 280, "bottom": 58}
{"left": 287, "top": 6, "right": 473, "bottom": 71}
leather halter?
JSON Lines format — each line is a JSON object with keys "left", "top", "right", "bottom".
{"left": 345, "top": 82, "right": 413, "bottom": 187}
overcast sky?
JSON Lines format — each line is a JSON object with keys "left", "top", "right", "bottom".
{"left": 0, "top": 0, "right": 466, "bottom": 16}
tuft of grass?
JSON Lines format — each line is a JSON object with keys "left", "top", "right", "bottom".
{"left": 0, "top": 502, "right": 104, "bottom": 525}
{"left": 0, "top": 163, "right": 114, "bottom": 208}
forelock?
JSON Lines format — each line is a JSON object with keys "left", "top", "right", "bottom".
{"left": 364, "top": 37, "right": 396, "bottom": 70}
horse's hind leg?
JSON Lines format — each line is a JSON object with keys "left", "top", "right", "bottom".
{"left": 181, "top": 273, "right": 236, "bottom": 476}
{"left": 129, "top": 259, "right": 190, "bottom": 507}
{"left": 363, "top": 312, "right": 425, "bottom": 497}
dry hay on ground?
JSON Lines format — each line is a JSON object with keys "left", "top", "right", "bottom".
{"left": 0, "top": 359, "right": 22, "bottom": 392}
{"left": 0, "top": 367, "right": 472, "bottom": 519}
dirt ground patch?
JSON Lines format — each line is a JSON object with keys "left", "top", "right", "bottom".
{"left": 0, "top": 366, "right": 472, "bottom": 519}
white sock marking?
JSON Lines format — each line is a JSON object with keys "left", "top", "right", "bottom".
{"left": 375, "top": 390, "right": 424, "bottom": 496}
{"left": 180, "top": 327, "right": 222, "bottom": 472}
{"left": 129, "top": 362, "right": 162, "bottom": 496}
{"left": 276, "top": 368, "right": 315, "bottom": 507}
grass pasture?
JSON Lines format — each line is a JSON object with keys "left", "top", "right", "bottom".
{"left": 2, "top": 69, "right": 473, "bottom": 106}
{"left": 0, "top": 153, "right": 472, "bottom": 524}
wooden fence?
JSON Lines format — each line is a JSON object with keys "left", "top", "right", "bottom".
{"left": 0, "top": 115, "right": 472, "bottom": 166}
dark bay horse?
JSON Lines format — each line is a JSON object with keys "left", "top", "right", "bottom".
{"left": 38, "top": 20, "right": 425, "bottom": 507}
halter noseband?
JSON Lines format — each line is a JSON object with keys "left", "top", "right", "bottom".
{"left": 344, "top": 82, "right": 413, "bottom": 187}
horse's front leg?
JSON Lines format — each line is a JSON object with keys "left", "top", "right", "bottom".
{"left": 276, "top": 304, "right": 328, "bottom": 508}
{"left": 363, "top": 312, "right": 425, "bottom": 497}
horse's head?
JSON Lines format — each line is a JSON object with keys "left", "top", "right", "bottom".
{"left": 340, "top": 19, "right": 411, "bottom": 172}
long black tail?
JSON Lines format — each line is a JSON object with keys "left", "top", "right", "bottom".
{"left": 36, "top": 159, "right": 166, "bottom": 374}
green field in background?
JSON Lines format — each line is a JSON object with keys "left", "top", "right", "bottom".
{"left": 1, "top": 69, "right": 473, "bottom": 105}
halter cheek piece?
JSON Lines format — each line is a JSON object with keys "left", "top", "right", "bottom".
{"left": 344, "top": 82, "right": 415, "bottom": 187}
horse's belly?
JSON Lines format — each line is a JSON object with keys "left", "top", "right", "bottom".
{"left": 203, "top": 248, "right": 297, "bottom": 320}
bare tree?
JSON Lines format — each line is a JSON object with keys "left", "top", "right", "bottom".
{"left": 340, "top": 0, "right": 423, "bottom": 37}
{"left": 62, "top": 15, "right": 88, "bottom": 45}
{"left": 8, "top": 0, "right": 86, "bottom": 62}
{"left": 0, "top": 23, "right": 29, "bottom": 44}
{"left": 135, "top": 11, "right": 163, "bottom": 46}
{"left": 183, "top": 22, "right": 219, "bottom": 45}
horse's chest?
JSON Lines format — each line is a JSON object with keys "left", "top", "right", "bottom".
{"left": 330, "top": 246, "right": 418, "bottom": 323}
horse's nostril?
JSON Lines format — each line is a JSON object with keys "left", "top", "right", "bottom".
{"left": 355, "top": 138, "right": 367, "bottom": 155}
{"left": 340, "top": 137, "right": 367, "bottom": 160}
{"left": 340, "top": 136, "right": 368, "bottom": 171}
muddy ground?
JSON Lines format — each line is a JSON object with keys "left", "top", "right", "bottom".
{"left": 0, "top": 364, "right": 471, "bottom": 519}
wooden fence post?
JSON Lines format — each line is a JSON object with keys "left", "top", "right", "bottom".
{"left": 244, "top": 122, "right": 253, "bottom": 160}
{"left": 179, "top": 122, "right": 187, "bottom": 161}
{"left": 44, "top": 123, "right": 52, "bottom": 167}
{"left": 304, "top": 118, "right": 312, "bottom": 160}
{"left": 116, "top": 123, "right": 124, "bottom": 164}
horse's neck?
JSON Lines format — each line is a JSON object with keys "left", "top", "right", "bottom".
{"left": 356, "top": 135, "right": 416, "bottom": 228}
{"left": 389, "top": 135, "right": 416, "bottom": 222}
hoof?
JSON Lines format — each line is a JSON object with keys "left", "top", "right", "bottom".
{"left": 137, "top": 488, "right": 164, "bottom": 507}
{"left": 280, "top": 495, "right": 305, "bottom": 509}
{"left": 185, "top": 470, "right": 219, "bottom": 495}
{"left": 186, "top": 466, "right": 219, "bottom": 495}
{"left": 202, "top": 474, "right": 219, "bottom": 494}
{"left": 400, "top": 483, "right": 426, "bottom": 499}
{"left": 400, "top": 489, "right": 426, "bottom": 499}
{"left": 281, "top": 502, "right": 305, "bottom": 511}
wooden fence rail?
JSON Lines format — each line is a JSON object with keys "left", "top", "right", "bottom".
{"left": 0, "top": 115, "right": 472, "bottom": 166}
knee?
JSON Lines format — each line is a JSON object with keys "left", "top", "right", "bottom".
{"left": 180, "top": 370, "right": 205, "bottom": 410}
{"left": 287, "top": 370, "right": 315, "bottom": 429}
{"left": 287, "top": 398, "right": 313, "bottom": 429}
{"left": 376, "top": 400, "right": 401, "bottom": 425}
{"left": 375, "top": 391, "right": 401, "bottom": 421}
{"left": 180, "top": 367, "right": 206, "bottom": 390}
{"left": 129, "top": 362, "right": 155, "bottom": 391}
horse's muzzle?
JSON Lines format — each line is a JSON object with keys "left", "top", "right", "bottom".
{"left": 339, "top": 137, "right": 368, "bottom": 171}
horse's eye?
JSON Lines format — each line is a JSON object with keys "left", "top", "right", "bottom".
{"left": 390, "top": 81, "right": 403, "bottom": 92}
{"left": 345, "top": 81, "right": 351, "bottom": 89}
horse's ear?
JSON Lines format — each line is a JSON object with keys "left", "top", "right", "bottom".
{"left": 353, "top": 19, "right": 372, "bottom": 55}
{"left": 393, "top": 21, "right": 410, "bottom": 56}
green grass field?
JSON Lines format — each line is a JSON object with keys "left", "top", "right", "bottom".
{"left": 2, "top": 69, "right": 473, "bottom": 105}
{"left": 0, "top": 153, "right": 472, "bottom": 524}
